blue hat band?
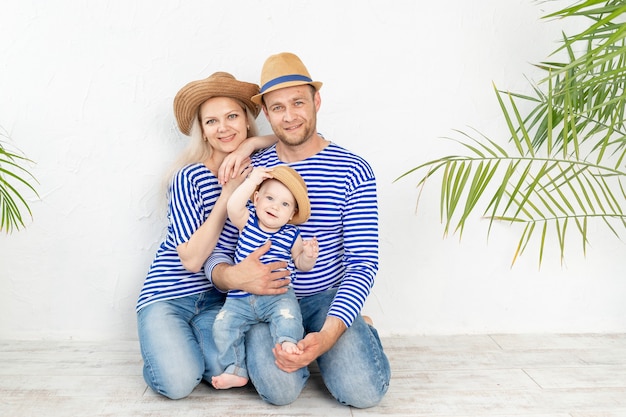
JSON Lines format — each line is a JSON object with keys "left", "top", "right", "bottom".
{"left": 260, "top": 74, "right": 313, "bottom": 93}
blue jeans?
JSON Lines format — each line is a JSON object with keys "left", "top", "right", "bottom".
{"left": 136, "top": 289, "right": 225, "bottom": 399}
{"left": 244, "top": 289, "right": 391, "bottom": 408}
{"left": 213, "top": 287, "right": 303, "bottom": 379}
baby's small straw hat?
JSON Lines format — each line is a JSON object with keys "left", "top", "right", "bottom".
{"left": 258, "top": 165, "right": 311, "bottom": 225}
{"left": 251, "top": 52, "right": 323, "bottom": 105}
{"left": 173, "top": 72, "right": 260, "bottom": 136}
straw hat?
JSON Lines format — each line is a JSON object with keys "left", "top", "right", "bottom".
{"left": 255, "top": 165, "right": 311, "bottom": 225}
{"left": 251, "top": 53, "right": 323, "bottom": 105}
{"left": 173, "top": 72, "right": 261, "bottom": 136}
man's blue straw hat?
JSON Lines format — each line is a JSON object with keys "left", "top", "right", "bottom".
{"left": 251, "top": 52, "right": 323, "bottom": 105}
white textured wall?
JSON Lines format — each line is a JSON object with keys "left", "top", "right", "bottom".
{"left": 1, "top": 0, "right": 624, "bottom": 340}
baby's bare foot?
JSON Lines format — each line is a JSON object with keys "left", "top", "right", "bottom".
{"left": 282, "top": 341, "right": 302, "bottom": 354}
{"left": 211, "top": 373, "right": 248, "bottom": 390}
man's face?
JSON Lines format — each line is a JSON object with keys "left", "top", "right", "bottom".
{"left": 262, "top": 85, "right": 319, "bottom": 147}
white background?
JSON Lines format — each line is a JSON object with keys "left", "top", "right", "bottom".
{"left": 1, "top": 0, "right": 624, "bottom": 340}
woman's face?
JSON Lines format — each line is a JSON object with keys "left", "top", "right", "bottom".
{"left": 198, "top": 96, "right": 249, "bottom": 156}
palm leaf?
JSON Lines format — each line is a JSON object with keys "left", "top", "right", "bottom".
{"left": 0, "top": 133, "right": 39, "bottom": 232}
{"left": 397, "top": 0, "right": 626, "bottom": 266}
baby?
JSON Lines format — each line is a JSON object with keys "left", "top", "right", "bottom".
{"left": 211, "top": 165, "right": 319, "bottom": 389}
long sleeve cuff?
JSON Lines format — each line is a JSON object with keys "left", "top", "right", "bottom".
{"left": 204, "top": 253, "right": 234, "bottom": 292}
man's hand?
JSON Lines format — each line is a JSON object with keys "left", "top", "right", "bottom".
{"left": 272, "top": 333, "right": 320, "bottom": 373}
{"left": 272, "top": 317, "right": 346, "bottom": 373}
{"left": 214, "top": 240, "right": 290, "bottom": 295}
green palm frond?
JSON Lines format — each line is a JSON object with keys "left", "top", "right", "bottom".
{"left": 0, "top": 129, "right": 39, "bottom": 232}
{"left": 531, "top": 1, "right": 626, "bottom": 158}
{"left": 397, "top": 0, "right": 626, "bottom": 267}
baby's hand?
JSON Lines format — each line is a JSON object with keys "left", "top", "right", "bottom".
{"left": 247, "top": 167, "right": 273, "bottom": 185}
{"left": 302, "top": 236, "right": 319, "bottom": 260}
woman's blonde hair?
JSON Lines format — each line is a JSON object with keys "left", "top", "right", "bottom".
{"left": 163, "top": 100, "right": 259, "bottom": 188}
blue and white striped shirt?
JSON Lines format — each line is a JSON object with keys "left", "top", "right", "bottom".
{"left": 206, "top": 142, "right": 379, "bottom": 327}
{"left": 136, "top": 163, "right": 236, "bottom": 312}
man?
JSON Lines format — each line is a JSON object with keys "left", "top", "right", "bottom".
{"left": 205, "top": 52, "right": 390, "bottom": 408}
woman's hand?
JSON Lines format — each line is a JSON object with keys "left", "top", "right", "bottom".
{"left": 218, "top": 154, "right": 251, "bottom": 185}
{"left": 218, "top": 135, "right": 278, "bottom": 184}
{"left": 221, "top": 164, "right": 252, "bottom": 198}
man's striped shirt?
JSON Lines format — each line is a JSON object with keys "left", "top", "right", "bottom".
{"left": 206, "top": 142, "right": 379, "bottom": 327}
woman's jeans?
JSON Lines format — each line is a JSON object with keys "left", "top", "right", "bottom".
{"left": 213, "top": 287, "right": 303, "bottom": 379}
{"left": 137, "top": 289, "right": 225, "bottom": 399}
{"left": 245, "top": 289, "right": 391, "bottom": 408}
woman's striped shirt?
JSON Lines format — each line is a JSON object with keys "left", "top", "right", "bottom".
{"left": 136, "top": 163, "right": 235, "bottom": 312}
{"left": 206, "top": 142, "right": 379, "bottom": 327}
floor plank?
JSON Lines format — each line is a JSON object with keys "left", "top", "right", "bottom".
{"left": 1, "top": 334, "right": 625, "bottom": 417}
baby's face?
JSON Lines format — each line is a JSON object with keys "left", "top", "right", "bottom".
{"left": 254, "top": 179, "right": 297, "bottom": 232}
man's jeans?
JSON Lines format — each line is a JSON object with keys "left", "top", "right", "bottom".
{"left": 245, "top": 289, "right": 391, "bottom": 408}
{"left": 137, "top": 289, "right": 225, "bottom": 399}
{"left": 213, "top": 287, "right": 303, "bottom": 379}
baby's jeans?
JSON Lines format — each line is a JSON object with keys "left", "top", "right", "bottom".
{"left": 213, "top": 287, "right": 303, "bottom": 379}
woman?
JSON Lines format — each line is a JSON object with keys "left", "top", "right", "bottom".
{"left": 136, "top": 71, "right": 275, "bottom": 399}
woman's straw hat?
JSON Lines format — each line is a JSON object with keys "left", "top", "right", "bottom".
{"left": 256, "top": 165, "right": 311, "bottom": 225}
{"left": 173, "top": 72, "right": 260, "bottom": 136}
{"left": 251, "top": 53, "right": 322, "bottom": 105}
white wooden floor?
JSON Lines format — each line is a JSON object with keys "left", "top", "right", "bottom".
{"left": 1, "top": 334, "right": 626, "bottom": 416}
